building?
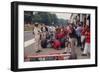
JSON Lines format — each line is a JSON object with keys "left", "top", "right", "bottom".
{"left": 70, "top": 13, "right": 90, "bottom": 26}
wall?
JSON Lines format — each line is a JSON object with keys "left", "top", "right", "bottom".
{"left": 0, "top": 0, "right": 99, "bottom": 73}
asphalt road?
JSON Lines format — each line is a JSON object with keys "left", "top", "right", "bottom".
{"left": 24, "top": 31, "right": 34, "bottom": 41}
{"left": 24, "top": 31, "right": 90, "bottom": 60}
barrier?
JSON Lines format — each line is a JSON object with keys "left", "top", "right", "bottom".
{"left": 25, "top": 53, "right": 71, "bottom": 61}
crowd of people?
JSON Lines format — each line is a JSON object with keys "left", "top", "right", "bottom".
{"left": 33, "top": 22, "right": 90, "bottom": 59}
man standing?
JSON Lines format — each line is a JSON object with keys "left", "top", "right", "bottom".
{"left": 34, "top": 23, "right": 42, "bottom": 53}
{"left": 82, "top": 26, "right": 90, "bottom": 56}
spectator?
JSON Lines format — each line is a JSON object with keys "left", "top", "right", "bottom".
{"left": 41, "top": 24, "right": 48, "bottom": 39}
{"left": 75, "top": 24, "right": 82, "bottom": 47}
{"left": 81, "top": 24, "right": 87, "bottom": 51}
{"left": 68, "top": 25, "right": 77, "bottom": 49}
{"left": 64, "top": 42, "right": 71, "bottom": 54}
{"left": 64, "top": 42, "right": 77, "bottom": 59}
{"left": 82, "top": 26, "right": 90, "bottom": 56}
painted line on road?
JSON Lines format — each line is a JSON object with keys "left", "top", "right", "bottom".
{"left": 24, "top": 38, "right": 35, "bottom": 47}
{"left": 24, "top": 31, "right": 32, "bottom": 32}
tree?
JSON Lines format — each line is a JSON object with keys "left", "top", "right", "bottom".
{"left": 24, "top": 11, "right": 67, "bottom": 26}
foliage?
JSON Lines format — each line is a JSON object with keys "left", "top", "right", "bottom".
{"left": 24, "top": 11, "right": 67, "bottom": 26}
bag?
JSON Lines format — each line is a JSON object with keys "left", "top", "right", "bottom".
{"left": 41, "top": 39, "right": 47, "bottom": 48}
{"left": 32, "top": 31, "right": 34, "bottom": 34}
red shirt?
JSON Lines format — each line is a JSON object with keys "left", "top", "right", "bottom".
{"left": 85, "top": 31, "right": 90, "bottom": 43}
{"left": 81, "top": 27, "right": 87, "bottom": 35}
{"left": 64, "top": 27, "right": 68, "bottom": 35}
{"left": 55, "top": 32, "right": 65, "bottom": 39}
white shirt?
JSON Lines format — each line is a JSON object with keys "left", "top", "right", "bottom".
{"left": 34, "top": 27, "right": 41, "bottom": 35}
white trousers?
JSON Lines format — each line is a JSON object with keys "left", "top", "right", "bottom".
{"left": 81, "top": 35, "right": 85, "bottom": 43}
{"left": 69, "top": 38, "right": 77, "bottom": 48}
{"left": 83, "top": 43, "right": 90, "bottom": 54}
{"left": 34, "top": 35, "right": 40, "bottom": 51}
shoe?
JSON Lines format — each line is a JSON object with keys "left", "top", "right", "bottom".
{"left": 81, "top": 48, "right": 84, "bottom": 51}
{"left": 81, "top": 54, "right": 87, "bottom": 56}
{"left": 63, "top": 52, "right": 67, "bottom": 54}
{"left": 36, "top": 50, "right": 42, "bottom": 53}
